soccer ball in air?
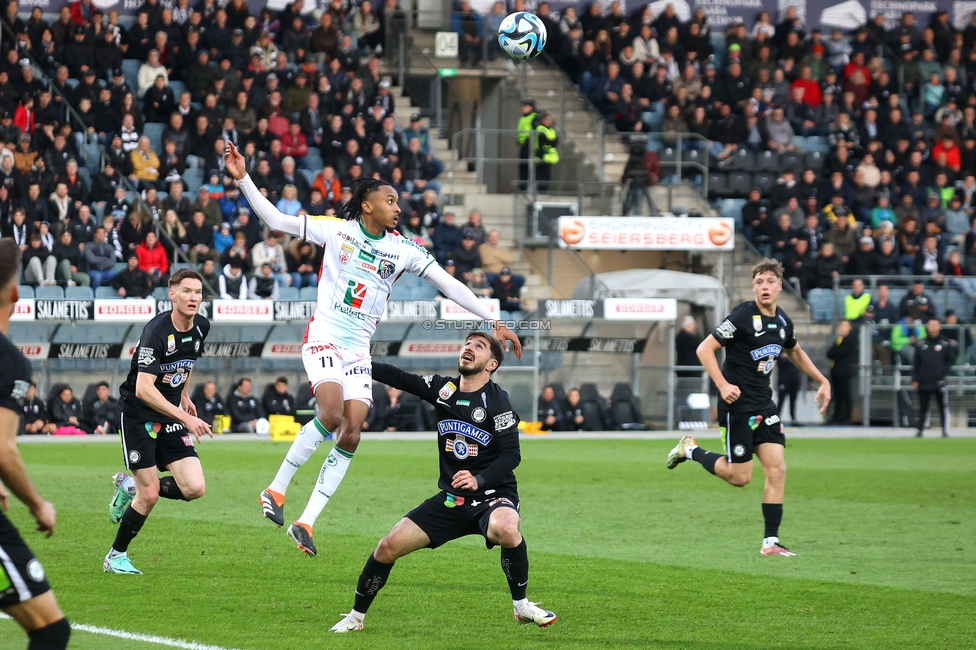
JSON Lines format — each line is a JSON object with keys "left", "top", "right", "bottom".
{"left": 497, "top": 12, "right": 547, "bottom": 61}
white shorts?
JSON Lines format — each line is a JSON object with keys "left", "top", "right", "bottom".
{"left": 302, "top": 342, "right": 373, "bottom": 405}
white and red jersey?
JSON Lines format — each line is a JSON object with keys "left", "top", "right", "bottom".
{"left": 302, "top": 216, "right": 436, "bottom": 349}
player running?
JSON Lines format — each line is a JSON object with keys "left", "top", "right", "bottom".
{"left": 103, "top": 269, "right": 212, "bottom": 574}
{"left": 667, "top": 259, "right": 830, "bottom": 557}
{"left": 330, "top": 331, "right": 555, "bottom": 633}
{"left": 0, "top": 238, "right": 72, "bottom": 649}
{"left": 223, "top": 143, "right": 522, "bottom": 556}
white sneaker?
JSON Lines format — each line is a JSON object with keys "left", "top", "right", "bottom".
{"left": 329, "top": 611, "right": 364, "bottom": 633}
{"left": 513, "top": 601, "right": 557, "bottom": 627}
{"left": 67, "top": 279, "right": 76, "bottom": 287}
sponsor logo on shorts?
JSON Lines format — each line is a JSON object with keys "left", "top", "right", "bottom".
{"left": 733, "top": 444, "right": 745, "bottom": 457}
{"left": 748, "top": 415, "right": 764, "bottom": 430}
{"left": 765, "top": 414, "right": 781, "bottom": 426}
{"left": 493, "top": 411, "right": 516, "bottom": 430}
{"left": 182, "top": 435, "right": 193, "bottom": 446}
{"left": 471, "top": 407, "right": 486, "bottom": 423}
{"left": 145, "top": 422, "right": 161, "bottom": 439}
{"left": 128, "top": 450, "right": 141, "bottom": 463}
{"left": 488, "top": 497, "right": 516, "bottom": 509}
{"left": 165, "top": 423, "right": 182, "bottom": 433}
{"left": 26, "top": 559, "right": 45, "bottom": 582}
{"left": 345, "top": 365, "right": 371, "bottom": 376}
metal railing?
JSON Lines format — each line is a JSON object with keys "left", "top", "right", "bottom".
{"left": 830, "top": 274, "right": 975, "bottom": 322}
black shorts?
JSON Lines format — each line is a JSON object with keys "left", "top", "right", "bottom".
{"left": 718, "top": 402, "right": 786, "bottom": 464}
{"left": 405, "top": 490, "right": 520, "bottom": 550}
{"left": 0, "top": 513, "right": 51, "bottom": 608}
{"left": 120, "top": 414, "right": 198, "bottom": 472}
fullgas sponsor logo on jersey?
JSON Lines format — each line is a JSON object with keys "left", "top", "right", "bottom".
{"left": 437, "top": 419, "right": 493, "bottom": 445}
{"left": 751, "top": 344, "right": 782, "bottom": 374}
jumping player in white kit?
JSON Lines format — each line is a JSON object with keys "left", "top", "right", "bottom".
{"left": 223, "top": 143, "right": 522, "bottom": 555}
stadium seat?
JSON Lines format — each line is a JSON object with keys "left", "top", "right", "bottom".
{"left": 171, "top": 262, "right": 195, "bottom": 273}
{"left": 122, "top": 59, "right": 142, "bottom": 92}
{"left": 659, "top": 147, "right": 677, "bottom": 172}
{"left": 753, "top": 172, "right": 776, "bottom": 195}
{"left": 169, "top": 80, "right": 186, "bottom": 97}
{"left": 298, "top": 169, "right": 315, "bottom": 186}
{"left": 18, "top": 285, "right": 33, "bottom": 298}
{"left": 299, "top": 286, "right": 318, "bottom": 300}
{"left": 65, "top": 286, "right": 94, "bottom": 300}
{"left": 95, "top": 286, "right": 120, "bottom": 299}
{"left": 757, "top": 150, "right": 779, "bottom": 172}
{"left": 707, "top": 172, "right": 728, "bottom": 198}
{"left": 807, "top": 288, "right": 835, "bottom": 322}
{"left": 726, "top": 171, "right": 752, "bottom": 197}
{"left": 153, "top": 287, "right": 169, "bottom": 301}
{"left": 144, "top": 123, "right": 165, "bottom": 152}
{"left": 278, "top": 286, "right": 299, "bottom": 300}
{"left": 729, "top": 149, "right": 757, "bottom": 171}
{"left": 410, "top": 284, "right": 439, "bottom": 300}
{"left": 946, "top": 290, "right": 969, "bottom": 319}
{"left": 805, "top": 151, "right": 825, "bottom": 171}
{"left": 578, "top": 384, "right": 609, "bottom": 430}
{"left": 390, "top": 285, "right": 413, "bottom": 300}
{"left": 781, "top": 151, "right": 802, "bottom": 172}
{"left": 36, "top": 286, "right": 64, "bottom": 300}
{"left": 610, "top": 383, "right": 643, "bottom": 430}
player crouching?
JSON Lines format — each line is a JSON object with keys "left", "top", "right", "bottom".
{"left": 330, "top": 332, "right": 555, "bottom": 632}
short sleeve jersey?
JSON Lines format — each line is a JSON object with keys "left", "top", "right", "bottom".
{"left": 0, "top": 333, "right": 31, "bottom": 414}
{"left": 711, "top": 301, "right": 797, "bottom": 412}
{"left": 119, "top": 312, "right": 211, "bottom": 421}
{"left": 302, "top": 216, "right": 437, "bottom": 349}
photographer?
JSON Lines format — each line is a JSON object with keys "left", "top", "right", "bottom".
{"left": 621, "top": 143, "right": 659, "bottom": 215}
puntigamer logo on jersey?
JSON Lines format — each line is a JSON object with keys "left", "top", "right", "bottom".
{"left": 160, "top": 359, "right": 195, "bottom": 387}
{"left": 751, "top": 345, "right": 782, "bottom": 374}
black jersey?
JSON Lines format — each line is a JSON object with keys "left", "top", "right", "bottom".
{"left": 372, "top": 363, "right": 520, "bottom": 497}
{"left": 0, "top": 333, "right": 31, "bottom": 414}
{"left": 711, "top": 301, "right": 797, "bottom": 412}
{"left": 119, "top": 311, "right": 210, "bottom": 422}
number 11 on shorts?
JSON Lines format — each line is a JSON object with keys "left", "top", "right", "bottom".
{"left": 321, "top": 356, "right": 334, "bottom": 368}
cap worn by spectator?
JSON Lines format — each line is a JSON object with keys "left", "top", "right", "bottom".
{"left": 84, "top": 69, "right": 96, "bottom": 76}
{"left": 19, "top": 133, "right": 30, "bottom": 142}
{"left": 379, "top": 80, "right": 390, "bottom": 89}
{"left": 500, "top": 267, "right": 511, "bottom": 275}
{"left": 238, "top": 207, "right": 250, "bottom": 216}
{"left": 859, "top": 237, "right": 874, "bottom": 248}
{"left": 410, "top": 113, "right": 421, "bottom": 122}
{"left": 522, "top": 98, "right": 535, "bottom": 108}
{"left": 446, "top": 259, "right": 456, "bottom": 267}
{"left": 267, "top": 73, "right": 278, "bottom": 81}
{"left": 220, "top": 222, "right": 231, "bottom": 231}
{"left": 113, "top": 68, "right": 123, "bottom": 77}
{"left": 233, "top": 28, "right": 244, "bottom": 36}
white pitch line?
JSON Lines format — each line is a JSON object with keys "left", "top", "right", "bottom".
{"left": 0, "top": 615, "right": 241, "bottom": 650}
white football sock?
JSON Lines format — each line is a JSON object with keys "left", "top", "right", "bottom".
{"left": 268, "top": 418, "right": 330, "bottom": 495}
{"left": 685, "top": 444, "right": 698, "bottom": 459}
{"left": 762, "top": 536, "right": 779, "bottom": 546}
{"left": 107, "top": 549, "right": 126, "bottom": 559}
{"left": 297, "top": 445, "right": 354, "bottom": 528}
{"left": 513, "top": 598, "right": 528, "bottom": 609}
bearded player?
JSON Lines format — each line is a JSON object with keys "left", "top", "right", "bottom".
{"left": 330, "top": 331, "right": 555, "bottom": 633}
{"left": 224, "top": 142, "right": 521, "bottom": 556}
{"left": 667, "top": 259, "right": 830, "bottom": 556}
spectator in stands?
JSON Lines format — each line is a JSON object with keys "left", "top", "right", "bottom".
{"left": 675, "top": 315, "right": 703, "bottom": 377}
{"left": 249, "top": 262, "right": 279, "bottom": 300}
{"left": 770, "top": 212, "right": 796, "bottom": 263}
{"left": 813, "top": 241, "right": 843, "bottom": 289}
{"left": 194, "top": 381, "right": 228, "bottom": 430}
{"left": 537, "top": 385, "right": 563, "bottom": 431}
{"left": 453, "top": 0, "right": 483, "bottom": 67}
{"left": 185, "top": 211, "right": 220, "bottom": 264}
{"left": 111, "top": 254, "right": 153, "bottom": 298}
{"left": 827, "top": 320, "right": 857, "bottom": 425}
{"left": 844, "top": 278, "right": 871, "bottom": 323}
{"left": 478, "top": 229, "right": 513, "bottom": 276}
{"left": 286, "top": 239, "right": 320, "bottom": 289}
{"left": 431, "top": 209, "right": 461, "bottom": 265}
{"left": 491, "top": 268, "right": 522, "bottom": 314}
{"left": 86, "top": 381, "right": 119, "bottom": 435}
{"left": 85, "top": 226, "right": 119, "bottom": 289}
{"left": 213, "top": 222, "right": 233, "bottom": 255}
{"left": 900, "top": 281, "right": 934, "bottom": 318}
{"left": 914, "top": 235, "right": 945, "bottom": 278}
{"left": 826, "top": 214, "right": 857, "bottom": 265}
{"left": 21, "top": 381, "right": 54, "bottom": 435}
{"left": 229, "top": 378, "right": 265, "bottom": 433}
{"left": 784, "top": 237, "right": 815, "bottom": 297}
{"left": 462, "top": 209, "right": 487, "bottom": 245}
{"left": 54, "top": 229, "right": 90, "bottom": 287}
{"left": 219, "top": 255, "right": 248, "bottom": 299}
{"left": 560, "top": 388, "right": 585, "bottom": 431}
{"left": 22, "top": 231, "right": 57, "bottom": 286}
{"left": 451, "top": 232, "right": 481, "bottom": 281}
{"left": 50, "top": 385, "right": 87, "bottom": 434}
{"left": 129, "top": 136, "right": 161, "bottom": 190}
{"left": 846, "top": 236, "right": 877, "bottom": 275}
{"left": 135, "top": 230, "right": 168, "bottom": 284}
{"left": 263, "top": 377, "right": 296, "bottom": 416}
{"left": 892, "top": 311, "right": 926, "bottom": 364}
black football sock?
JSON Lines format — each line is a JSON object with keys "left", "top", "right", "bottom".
{"left": 691, "top": 447, "right": 722, "bottom": 475}
{"left": 111, "top": 505, "right": 148, "bottom": 554}
{"left": 158, "top": 476, "right": 188, "bottom": 500}
{"left": 353, "top": 553, "right": 394, "bottom": 614}
{"left": 762, "top": 503, "right": 783, "bottom": 539}
{"left": 501, "top": 539, "right": 529, "bottom": 600}
{"left": 27, "top": 618, "right": 70, "bottom": 650}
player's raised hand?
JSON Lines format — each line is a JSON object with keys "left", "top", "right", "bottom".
{"left": 493, "top": 322, "right": 522, "bottom": 360}
{"left": 184, "top": 415, "right": 213, "bottom": 442}
{"left": 31, "top": 500, "right": 56, "bottom": 537}
{"left": 451, "top": 470, "right": 479, "bottom": 491}
{"left": 224, "top": 141, "right": 246, "bottom": 181}
{"left": 815, "top": 381, "right": 831, "bottom": 414}
{"left": 719, "top": 382, "right": 741, "bottom": 404}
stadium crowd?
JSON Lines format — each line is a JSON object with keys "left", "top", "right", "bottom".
{"left": 524, "top": 3, "right": 976, "bottom": 301}
{"left": 0, "top": 0, "right": 530, "bottom": 307}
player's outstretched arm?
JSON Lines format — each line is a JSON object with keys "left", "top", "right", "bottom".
{"left": 372, "top": 362, "right": 438, "bottom": 402}
{"left": 697, "top": 335, "right": 740, "bottom": 404}
{"left": 0, "top": 408, "right": 56, "bottom": 536}
{"left": 225, "top": 142, "right": 303, "bottom": 238}
{"left": 423, "top": 265, "right": 522, "bottom": 359}
{"left": 785, "top": 343, "right": 831, "bottom": 413}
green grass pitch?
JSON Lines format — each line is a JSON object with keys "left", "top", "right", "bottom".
{"left": 0, "top": 437, "right": 973, "bottom": 649}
